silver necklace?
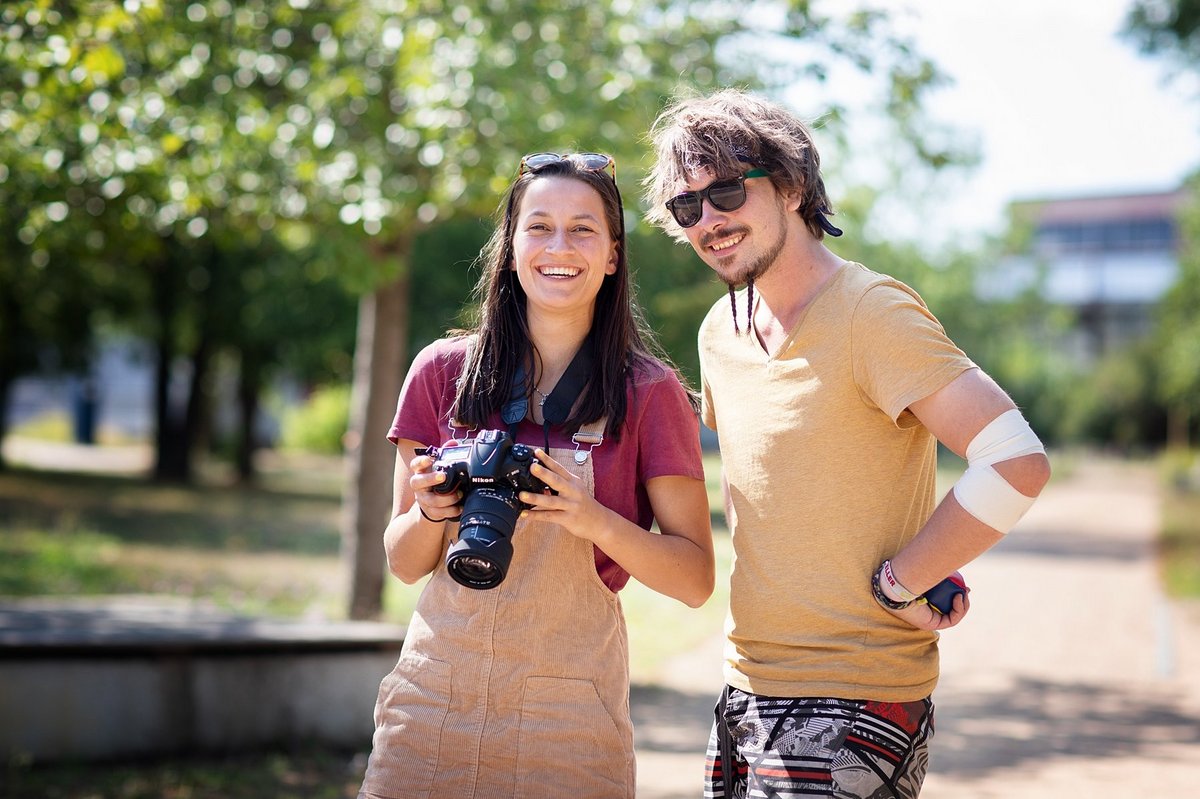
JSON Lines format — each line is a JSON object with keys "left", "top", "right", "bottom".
{"left": 533, "top": 386, "right": 550, "bottom": 407}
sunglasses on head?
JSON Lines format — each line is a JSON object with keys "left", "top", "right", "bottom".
{"left": 665, "top": 168, "right": 769, "bottom": 228}
{"left": 515, "top": 152, "right": 625, "bottom": 240}
{"left": 519, "top": 152, "right": 616, "bottom": 179}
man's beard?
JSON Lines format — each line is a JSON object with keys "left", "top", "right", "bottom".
{"left": 723, "top": 220, "right": 787, "bottom": 289}
{"left": 720, "top": 215, "right": 787, "bottom": 335}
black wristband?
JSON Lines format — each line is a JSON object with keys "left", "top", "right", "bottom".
{"left": 418, "top": 506, "right": 458, "bottom": 524}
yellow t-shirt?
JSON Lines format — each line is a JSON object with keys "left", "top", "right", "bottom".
{"left": 700, "top": 262, "right": 975, "bottom": 701}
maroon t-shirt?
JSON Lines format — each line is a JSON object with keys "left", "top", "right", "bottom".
{"left": 388, "top": 336, "right": 705, "bottom": 591}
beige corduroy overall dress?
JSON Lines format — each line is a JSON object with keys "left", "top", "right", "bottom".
{"left": 359, "top": 437, "right": 635, "bottom": 799}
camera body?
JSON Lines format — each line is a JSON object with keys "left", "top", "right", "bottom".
{"left": 424, "top": 429, "right": 551, "bottom": 589}
{"left": 427, "top": 429, "right": 549, "bottom": 502}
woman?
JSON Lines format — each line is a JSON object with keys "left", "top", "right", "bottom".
{"left": 358, "top": 152, "right": 715, "bottom": 799}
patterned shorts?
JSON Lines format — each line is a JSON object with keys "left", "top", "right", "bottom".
{"left": 704, "top": 688, "right": 934, "bottom": 799}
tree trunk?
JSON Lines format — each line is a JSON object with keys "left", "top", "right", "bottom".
{"left": 149, "top": 252, "right": 188, "bottom": 482}
{"left": 1167, "top": 403, "right": 1190, "bottom": 451}
{"left": 183, "top": 336, "right": 213, "bottom": 470}
{"left": 154, "top": 338, "right": 213, "bottom": 484}
{"left": 235, "top": 353, "right": 262, "bottom": 484}
{"left": 342, "top": 273, "right": 411, "bottom": 620}
{"left": 0, "top": 373, "right": 11, "bottom": 472}
{"left": 152, "top": 289, "right": 189, "bottom": 482}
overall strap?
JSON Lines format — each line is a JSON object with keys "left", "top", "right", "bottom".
{"left": 570, "top": 416, "right": 607, "bottom": 465}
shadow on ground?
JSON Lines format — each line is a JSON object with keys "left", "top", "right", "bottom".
{"left": 630, "top": 682, "right": 715, "bottom": 755}
{"left": 987, "top": 527, "right": 1154, "bottom": 562}
{"left": 631, "top": 673, "right": 1200, "bottom": 782}
{"left": 932, "top": 675, "right": 1200, "bottom": 778}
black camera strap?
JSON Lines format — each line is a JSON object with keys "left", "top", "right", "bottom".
{"left": 502, "top": 339, "right": 596, "bottom": 450}
{"left": 501, "top": 366, "right": 531, "bottom": 428}
{"left": 541, "top": 339, "right": 594, "bottom": 426}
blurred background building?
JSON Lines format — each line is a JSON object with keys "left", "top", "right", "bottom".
{"left": 984, "top": 186, "right": 1186, "bottom": 363}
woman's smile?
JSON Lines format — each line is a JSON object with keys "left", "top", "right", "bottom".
{"left": 536, "top": 264, "right": 583, "bottom": 278}
{"left": 512, "top": 175, "right": 617, "bottom": 315}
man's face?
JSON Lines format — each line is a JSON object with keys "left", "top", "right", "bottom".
{"left": 675, "top": 168, "right": 790, "bottom": 288}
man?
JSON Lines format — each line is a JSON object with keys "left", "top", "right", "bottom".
{"left": 644, "top": 89, "right": 1051, "bottom": 798}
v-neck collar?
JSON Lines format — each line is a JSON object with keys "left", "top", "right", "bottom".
{"left": 750, "top": 262, "right": 848, "bottom": 361}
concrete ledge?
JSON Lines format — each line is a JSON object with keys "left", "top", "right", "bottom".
{"left": 0, "top": 597, "right": 404, "bottom": 763}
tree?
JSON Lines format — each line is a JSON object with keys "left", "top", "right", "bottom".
{"left": 0, "top": 3, "right": 121, "bottom": 467}
{"left": 1153, "top": 179, "right": 1200, "bottom": 447}
{"left": 1, "top": 2, "right": 347, "bottom": 480}
{"left": 1126, "top": 0, "right": 1200, "bottom": 447}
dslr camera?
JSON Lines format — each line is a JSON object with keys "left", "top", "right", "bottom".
{"left": 423, "top": 429, "right": 551, "bottom": 590}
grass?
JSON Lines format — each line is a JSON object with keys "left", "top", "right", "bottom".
{"left": 3, "top": 749, "right": 367, "bottom": 799}
{"left": 0, "top": 457, "right": 348, "bottom": 618}
{"left": 10, "top": 409, "right": 142, "bottom": 447}
{"left": 1160, "top": 449, "right": 1200, "bottom": 598}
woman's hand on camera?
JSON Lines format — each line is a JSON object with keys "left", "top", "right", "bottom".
{"left": 519, "top": 449, "right": 614, "bottom": 542}
{"left": 408, "top": 453, "right": 461, "bottom": 523}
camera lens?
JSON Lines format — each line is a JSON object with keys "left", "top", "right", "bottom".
{"left": 449, "top": 555, "right": 498, "bottom": 586}
{"left": 445, "top": 487, "right": 519, "bottom": 589}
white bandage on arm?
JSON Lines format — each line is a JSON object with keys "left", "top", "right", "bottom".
{"left": 951, "top": 409, "right": 1046, "bottom": 533}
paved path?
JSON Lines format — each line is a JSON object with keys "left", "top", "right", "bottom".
{"left": 630, "top": 458, "right": 1200, "bottom": 798}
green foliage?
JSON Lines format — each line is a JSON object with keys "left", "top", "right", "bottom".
{"left": 1, "top": 0, "right": 955, "bottom": 316}
{"left": 626, "top": 223, "right": 724, "bottom": 386}
{"left": 278, "top": 384, "right": 351, "bottom": 455}
{"left": 407, "top": 216, "right": 492, "bottom": 351}
{"left": 1124, "top": 2, "right": 1200, "bottom": 448}
{"left": 1125, "top": 0, "right": 1200, "bottom": 67}
{"left": 1161, "top": 446, "right": 1200, "bottom": 491}
{"left": 0, "top": 529, "right": 133, "bottom": 595}
{"left": 0, "top": 0, "right": 959, "bottom": 457}
{"left": 1056, "top": 339, "right": 1167, "bottom": 450}
{"left": 1150, "top": 178, "right": 1200, "bottom": 446}
{"left": 1160, "top": 449, "right": 1200, "bottom": 599}
{"left": 822, "top": 194, "right": 1077, "bottom": 443}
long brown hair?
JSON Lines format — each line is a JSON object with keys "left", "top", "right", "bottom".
{"left": 450, "top": 157, "right": 666, "bottom": 437}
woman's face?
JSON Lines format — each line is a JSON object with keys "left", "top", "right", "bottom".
{"left": 510, "top": 175, "right": 618, "bottom": 322}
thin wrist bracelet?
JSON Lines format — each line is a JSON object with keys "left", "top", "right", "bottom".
{"left": 872, "top": 563, "right": 916, "bottom": 610}
{"left": 881, "top": 559, "right": 920, "bottom": 602}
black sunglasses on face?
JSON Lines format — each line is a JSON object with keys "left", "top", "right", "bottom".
{"left": 519, "top": 152, "right": 616, "bottom": 179}
{"left": 665, "top": 168, "right": 769, "bottom": 228}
